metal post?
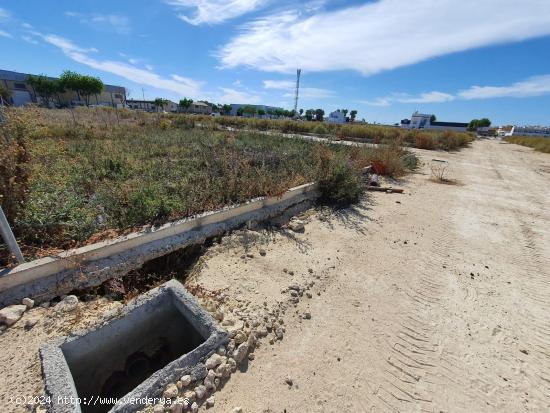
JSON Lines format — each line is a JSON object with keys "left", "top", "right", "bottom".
{"left": 0, "top": 206, "right": 24, "bottom": 264}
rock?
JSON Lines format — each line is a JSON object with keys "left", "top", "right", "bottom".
{"left": 290, "top": 290, "right": 298, "bottom": 297}
{"left": 55, "top": 295, "right": 79, "bottom": 313}
{"left": 170, "top": 401, "right": 185, "bottom": 413}
{"left": 232, "top": 408, "right": 243, "bottom": 413}
{"left": 306, "top": 292, "right": 312, "bottom": 299}
{"left": 227, "top": 357, "right": 237, "bottom": 372}
{"left": 259, "top": 249, "right": 267, "bottom": 256}
{"left": 153, "top": 405, "right": 164, "bottom": 413}
{"left": 206, "top": 395, "right": 215, "bottom": 408}
{"left": 288, "top": 284, "right": 300, "bottom": 292}
{"left": 163, "top": 383, "right": 179, "bottom": 399}
{"left": 226, "top": 320, "right": 245, "bottom": 338}
{"left": 233, "top": 342, "right": 249, "bottom": 364}
{"left": 274, "top": 326, "right": 284, "bottom": 340}
{"left": 288, "top": 270, "right": 295, "bottom": 276}
{"left": 256, "top": 325, "right": 268, "bottom": 337}
{"left": 233, "top": 330, "right": 247, "bottom": 344}
{"left": 39, "top": 302, "right": 51, "bottom": 309}
{"left": 24, "top": 315, "right": 41, "bottom": 330}
{"left": 180, "top": 374, "right": 192, "bottom": 387}
{"left": 288, "top": 220, "right": 305, "bottom": 233}
{"left": 248, "top": 353, "right": 255, "bottom": 361}
{"left": 194, "top": 385, "right": 207, "bottom": 399}
{"left": 303, "top": 312, "right": 311, "bottom": 320}
{"left": 216, "top": 346, "right": 226, "bottom": 356}
{"left": 190, "top": 402, "right": 199, "bottom": 413}
{"left": 0, "top": 325, "right": 6, "bottom": 333}
{"left": 205, "top": 300, "right": 217, "bottom": 312}
{"left": 214, "top": 309, "right": 224, "bottom": 321}
{"left": 308, "top": 268, "right": 313, "bottom": 274}
{"left": 22, "top": 298, "right": 34, "bottom": 309}
{"left": 183, "top": 390, "right": 196, "bottom": 402}
{"left": 246, "top": 253, "right": 254, "bottom": 258}
{"left": 205, "top": 353, "right": 223, "bottom": 369}
{"left": 204, "top": 369, "right": 216, "bottom": 390}
{"left": 285, "top": 376, "right": 293, "bottom": 386}
{"left": 0, "top": 304, "right": 27, "bottom": 326}
{"left": 221, "top": 318, "right": 235, "bottom": 326}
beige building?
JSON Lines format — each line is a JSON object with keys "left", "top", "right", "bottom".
{"left": 188, "top": 101, "right": 212, "bottom": 115}
{"left": 0, "top": 69, "right": 126, "bottom": 107}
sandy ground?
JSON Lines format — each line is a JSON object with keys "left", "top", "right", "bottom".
{"left": 0, "top": 139, "right": 549, "bottom": 412}
{"left": 192, "top": 140, "right": 550, "bottom": 412}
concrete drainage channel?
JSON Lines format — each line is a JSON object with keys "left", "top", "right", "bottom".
{"left": 40, "top": 280, "right": 227, "bottom": 413}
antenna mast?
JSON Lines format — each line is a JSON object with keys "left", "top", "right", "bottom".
{"left": 293, "top": 69, "right": 301, "bottom": 117}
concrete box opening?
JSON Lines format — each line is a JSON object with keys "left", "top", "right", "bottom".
{"left": 62, "top": 295, "right": 205, "bottom": 413}
{"left": 41, "top": 280, "right": 227, "bottom": 413}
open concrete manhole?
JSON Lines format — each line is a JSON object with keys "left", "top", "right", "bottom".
{"left": 40, "top": 280, "right": 227, "bottom": 413}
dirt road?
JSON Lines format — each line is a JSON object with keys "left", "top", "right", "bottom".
{"left": 194, "top": 140, "right": 550, "bottom": 412}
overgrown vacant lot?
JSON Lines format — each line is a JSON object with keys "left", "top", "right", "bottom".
{"left": 505, "top": 135, "right": 550, "bottom": 153}
{"left": 0, "top": 107, "right": 415, "bottom": 263}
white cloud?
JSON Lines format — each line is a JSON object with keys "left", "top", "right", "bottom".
{"left": 459, "top": 74, "right": 550, "bottom": 99}
{"left": 42, "top": 34, "right": 203, "bottom": 97}
{"left": 167, "top": 0, "right": 266, "bottom": 25}
{"left": 215, "top": 87, "right": 261, "bottom": 103}
{"left": 360, "top": 98, "right": 392, "bottom": 107}
{"left": 394, "top": 91, "right": 456, "bottom": 104}
{"left": 65, "top": 11, "right": 131, "bottom": 34}
{"left": 263, "top": 79, "right": 334, "bottom": 99}
{"left": 0, "top": 7, "right": 10, "bottom": 20}
{"left": 219, "top": 0, "right": 550, "bottom": 74}
{"left": 0, "top": 30, "right": 12, "bottom": 38}
{"left": 21, "top": 35, "right": 38, "bottom": 44}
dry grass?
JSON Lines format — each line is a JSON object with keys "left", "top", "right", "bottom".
{"left": 504, "top": 136, "right": 550, "bottom": 153}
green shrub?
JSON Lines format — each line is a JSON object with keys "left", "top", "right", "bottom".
{"left": 312, "top": 124, "right": 329, "bottom": 135}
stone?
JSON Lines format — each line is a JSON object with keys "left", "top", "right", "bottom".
{"left": 54, "top": 295, "right": 78, "bottom": 313}
{"left": 205, "top": 353, "right": 223, "bottom": 369}
{"left": 246, "top": 253, "right": 254, "bottom": 258}
{"left": 308, "top": 268, "right": 314, "bottom": 274}
{"left": 290, "top": 290, "right": 298, "bottom": 297}
{"left": 39, "top": 302, "right": 51, "bottom": 308}
{"left": 0, "top": 304, "right": 27, "bottom": 326}
{"left": 285, "top": 376, "right": 293, "bottom": 386}
{"left": 274, "top": 326, "right": 284, "bottom": 340}
{"left": 306, "top": 292, "right": 312, "bottom": 299}
{"left": 204, "top": 369, "right": 216, "bottom": 390}
{"left": 259, "top": 249, "right": 267, "bottom": 256}
{"left": 153, "top": 405, "right": 164, "bottom": 413}
{"left": 303, "top": 312, "right": 312, "bottom": 320}
{"left": 190, "top": 402, "right": 199, "bottom": 413}
{"left": 214, "top": 309, "right": 224, "bottom": 321}
{"left": 226, "top": 320, "right": 245, "bottom": 338}
{"left": 176, "top": 380, "right": 183, "bottom": 390}
{"left": 194, "top": 385, "right": 207, "bottom": 399}
{"left": 206, "top": 395, "right": 215, "bottom": 408}
{"left": 216, "top": 346, "right": 226, "bottom": 356}
{"left": 227, "top": 357, "right": 237, "bottom": 372}
{"left": 22, "top": 297, "right": 34, "bottom": 309}
{"left": 180, "top": 375, "right": 192, "bottom": 387}
{"left": 248, "top": 353, "right": 255, "bottom": 361}
{"left": 24, "top": 314, "right": 41, "bottom": 330}
{"left": 163, "top": 383, "right": 179, "bottom": 399}
{"left": 233, "top": 330, "right": 247, "bottom": 344}
{"left": 256, "top": 325, "right": 268, "bottom": 337}
{"left": 232, "top": 408, "right": 243, "bottom": 413}
{"left": 183, "top": 390, "right": 196, "bottom": 402}
{"left": 233, "top": 342, "right": 249, "bottom": 364}
{"left": 288, "top": 220, "right": 305, "bottom": 233}
{"left": 170, "top": 401, "right": 184, "bottom": 413}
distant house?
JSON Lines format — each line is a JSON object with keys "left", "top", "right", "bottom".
{"left": 126, "top": 99, "right": 178, "bottom": 112}
{"left": 188, "top": 101, "right": 212, "bottom": 115}
{"left": 505, "top": 125, "right": 550, "bottom": 138}
{"left": 327, "top": 110, "right": 346, "bottom": 124}
{"left": 0, "top": 69, "right": 126, "bottom": 108}
{"left": 401, "top": 111, "right": 468, "bottom": 132}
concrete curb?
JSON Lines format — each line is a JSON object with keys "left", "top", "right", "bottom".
{"left": 0, "top": 183, "right": 318, "bottom": 306}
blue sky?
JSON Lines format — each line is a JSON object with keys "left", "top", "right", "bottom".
{"left": 1, "top": 0, "right": 550, "bottom": 125}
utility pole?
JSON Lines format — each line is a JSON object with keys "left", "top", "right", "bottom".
{"left": 0, "top": 206, "right": 24, "bottom": 264}
{"left": 293, "top": 69, "right": 301, "bottom": 118}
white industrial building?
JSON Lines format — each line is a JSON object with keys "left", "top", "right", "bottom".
{"left": 401, "top": 111, "right": 468, "bottom": 132}
{"left": 327, "top": 110, "right": 346, "bottom": 124}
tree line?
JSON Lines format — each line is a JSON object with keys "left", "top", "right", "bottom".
{"left": 27, "top": 71, "right": 104, "bottom": 107}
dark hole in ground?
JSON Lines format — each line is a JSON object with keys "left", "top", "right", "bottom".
{"left": 61, "top": 295, "right": 206, "bottom": 413}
